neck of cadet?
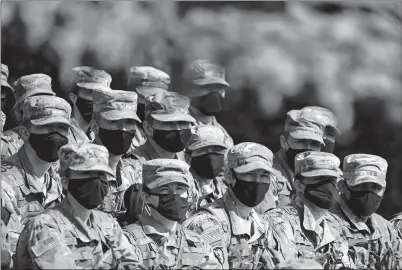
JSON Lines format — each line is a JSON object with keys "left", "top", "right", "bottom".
{"left": 301, "top": 195, "right": 328, "bottom": 223}
{"left": 228, "top": 187, "right": 253, "bottom": 219}
{"left": 73, "top": 105, "right": 90, "bottom": 132}
{"left": 148, "top": 206, "right": 178, "bottom": 234}
{"left": 67, "top": 192, "right": 91, "bottom": 224}
{"left": 191, "top": 106, "right": 213, "bottom": 125}
{"left": 24, "top": 143, "right": 52, "bottom": 178}
{"left": 148, "top": 136, "right": 176, "bottom": 159}
{"left": 108, "top": 153, "right": 121, "bottom": 172}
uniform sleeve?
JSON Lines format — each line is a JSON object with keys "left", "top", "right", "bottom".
{"left": 183, "top": 212, "right": 228, "bottom": 268}
{"left": 263, "top": 209, "right": 297, "bottom": 260}
{"left": 109, "top": 218, "right": 144, "bottom": 269}
{"left": 16, "top": 216, "right": 76, "bottom": 269}
{"left": 387, "top": 222, "right": 402, "bottom": 268}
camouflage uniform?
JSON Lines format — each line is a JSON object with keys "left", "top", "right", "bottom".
{"left": 127, "top": 66, "right": 171, "bottom": 150}
{"left": 91, "top": 89, "right": 143, "bottom": 220}
{"left": 1, "top": 180, "right": 23, "bottom": 268}
{"left": 326, "top": 154, "right": 402, "bottom": 269}
{"left": 1, "top": 64, "right": 16, "bottom": 131}
{"left": 389, "top": 213, "right": 402, "bottom": 240}
{"left": 1, "top": 111, "right": 20, "bottom": 160}
{"left": 264, "top": 151, "right": 353, "bottom": 269}
{"left": 15, "top": 142, "right": 144, "bottom": 269}
{"left": 123, "top": 159, "right": 222, "bottom": 269}
{"left": 68, "top": 66, "right": 112, "bottom": 143}
{"left": 275, "top": 258, "right": 323, "bottom": 269}
{"left": 185, "top": 125, "right": 228, "bottom": 214}
{"left": 2, "top": 74, "right": 56, "bottom": 159}
{"left": 184, "top": 143, "right": 279, "bottom": 269}
{"left": 270, "top": 110, "right": 325, "bottom": 209}
{"left": 186, "top": 59, "right": 234, "bottom": 149}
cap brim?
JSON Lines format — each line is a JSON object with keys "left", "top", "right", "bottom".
{"left": 145, "top": 177, "right": 190, "bottom": 190}
{"left": 150, "top": 113, "right": 195, "bottom": 123}
{"left": 347, "top": 175, "right": 386, "bottom": 188}
{"left": 233, "top": 160, "right": 274, "bottom": 174}
{"left": 136, "top": 86, "right": 168, "bottom": 98}
{"left": 300, "top": 169, "right": 338, "bottom": 178}
{"left": 289, "top": 130, "right": 324, "bottom": 145}
{"left": 101, "top": 110, "right": 141, "bottom": 123}
{"left": 193, "top": 77, "right": 230, "bottom": 87}
{"left": 1, "top": 81, "right": 14, "bottom": 92}
{"left": 30, "top": 116, "right": 72, "bottom": 127}
{"left": 15, "top": 89, "right": 55, "bottom": 105}
{"left": 69, "top": 164, "right": 115, "bottom": 178}
{"left": 187, "top": 141, "right": 227, "bottom": 151}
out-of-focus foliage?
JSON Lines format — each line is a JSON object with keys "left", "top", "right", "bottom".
{"left": 2, "top": 1, "right": 402, "bottom": 216}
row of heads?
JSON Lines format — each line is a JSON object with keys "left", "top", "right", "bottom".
{"left": 59, "top": 141, "right": 388, "bottom": 190}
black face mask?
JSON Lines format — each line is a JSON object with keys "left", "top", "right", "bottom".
{"left": 232, "top": 176, "right": 271, "bottom": 207}
{"left": 153, "top": 129, "right": 189, "bottom": 153}
{"left": 346, "top": 188, "right": 383, "bottom": 217}
{"left": 68, "top": 177, "right": 109, "bottom": 209}
{"left": 191, "top": 153, "right": 224, "bottom": 179}
{"left": 192, "top": 92, "right": 225, "bottom": 116}
{"left": 303, "top": 181, "right": 334, "bottom": 209}
{"left": 75, "top": 97, "right": 93, "bottom": 123}
{"left": 29, "top": 132, "right": 68, "bottom": 162}
{"left": 322, "top": 139, "right": 335, "bottom": 153}
{"left": 150, "top": 193, "right": 189, "bottom": 221}
{"left": 137, "top": 103, "right": 146, "bottom": 123}
{"left": 285, "top": 148, "right": 309, "bottom": 171}
{"left": 98, "top": 128, "right": 135, "bottom": 155}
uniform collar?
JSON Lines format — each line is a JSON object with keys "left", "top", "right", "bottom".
{"left": 140, "top": 210, "right": 176, "bottom": 240}
{"left": 224, "top": 189, "right": 267, "bottom": 240}
{"left": 339, "top": 197, "right": 372, "bottom": 234}
{"left": 189, "top": 106, "right": 216, "bottom": 125}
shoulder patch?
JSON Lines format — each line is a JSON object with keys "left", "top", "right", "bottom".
{"left": 31, "top": 235, "right": 57, "bottom": 257}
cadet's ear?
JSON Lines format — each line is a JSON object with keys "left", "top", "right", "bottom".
{"left": 69, "top": 93, "right": 77, "bottom": 104}
{"left": 294, "top": 177, "right": 305, "bottom": 194}
{"left": 338, "top": 180, "right": 348, "bottom": 196}
{"left": 143, "top": 121, "right": 153, "bottom": 137}
{"left": 279, "top": 135, "right": 288, "bottom": 150}
{"left": 90, "top": 120, "right": 99, "bottom": 135}
{"left": 19, "top": 126, "right": 30, "bottom": 141}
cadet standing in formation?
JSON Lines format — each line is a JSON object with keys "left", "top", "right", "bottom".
{"left": 1, "top": 59, "right": 401, "bottom": 269}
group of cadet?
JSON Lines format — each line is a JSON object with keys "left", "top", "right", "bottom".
{"left": 0, "top": 59, "right": 401, "bottom": 269}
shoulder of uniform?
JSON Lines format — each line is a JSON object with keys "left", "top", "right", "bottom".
{"left": 25, "top": 211, "right": 59, "bottom": 231}
{"left": 388, "top": 212, "right": 402, "bottom": 222}
{"left": 3, "top": 130, "right": 20, "bottom": 140}
{"left": 182, "top": 226, "right": 203, "bottom": 242}
{"left": 1, "top": 161, "right": 23, "bottom": 184}
{"left": 371, "top": 213, "right": 394, "bottom": 229}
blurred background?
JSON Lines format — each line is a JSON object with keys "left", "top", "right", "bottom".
{"left": 2, "top": 1, "right": 401, "bottom": 217}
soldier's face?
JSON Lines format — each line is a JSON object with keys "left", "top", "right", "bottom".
{"left": 287, "top": 136, "right": 322, "bottom": 151}
{"left": 97, "top": 118, "right": 138, "bottom": 131}
{"left": 30, "top": 123, "right": 70, "bottom": 137}
{"left": 234, "top": 169, "right": 273, "bottom": 184}
{"left": 148, "top": 183, "right": 189, "bottom": 207}
{"left": 192, "top": 84, "right": 226, "bottom": 98}
{"left": 343, "top": 182, "right": 385, "bottom": 198}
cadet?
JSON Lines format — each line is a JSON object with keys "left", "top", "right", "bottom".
{"left": 68, "top": 66, "right": 112, "bottom": 143}
{"left": 293, "top": 106, "right": 341, "bottom": 153}
{"left": 127, "top": 66, "right": 171, "bottom": 149}
{"left": 390, "top": 213, "right": 402, "bottom": 239}
{"left": 264, "top": 151, "right": 353, "bottom": 269}
{"left": 123, "top": 159, "right": 223, "bottom": 269}
{"left": 90, "top": 89, "right": 142, "bottom": 219}
{"left": 1, "top": 180, "right": 22, "bottom": 269}
{"left": 1, "top": 95, "right": 69, "bottom": 251}
{"left": 185, "top": 125, "right": 228, "bottom": 213}
{"left": 184, "top": 142, "right": 279, "bottom": 269}
{"left": 184, "top": 59, "right": 234, "bottom": 148}
{"left": 326, "top": 154, "right": 402, "bottom": 269}
{"left": 2, "top": 74, "right": 56, "bottom": 156}
{"left": 1, "top": 64, "right": 16, "bottom": 130}
{"left": 268, "top": 109, "right": 325, "bottom": 209}
{"left": 15, "top": 142, "right": 145, "bottom": 269}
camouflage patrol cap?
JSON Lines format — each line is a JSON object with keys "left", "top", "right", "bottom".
{"left": 76, "top": 82, "right": 112, "bottom": 94}
{"left": 58, "top": 141, "right": 114, "bottom": 177}
{"left": 142, "top": 159, "right": 192, "bottom": 189}
{"left": 145, "top": 91, "right": 195, "bottom": 123}
{"left": 275, "top": 258, "right": 323, "bottom": 269}
{"left": 187, "top": 125, "right": 227, "bottom": 151}
{"left": 187, "top": 59, "right": 230, "bottom": 87}
{"left": 0, "top": 111, "right": 5, "bottom": 132}
{"left": 285, "top": 110, "right": 325, "bottom": 145}
{"left": 23, "top": 96, "right": 71, "bottom": 126}
{"left": 298, "top": 106, "right": 341, "bottom": 136}
{"left": 12, "top": 74, "right": 55, "bottom": 106}
{"left": 127, "top": 66, "right": 170, "bottom": 101}
{"left": 71, "top": 66, "right": 112, "bottom": 87}
{"left": 295, "top": 151, "right": 340, "bottom": 178}
{"left": 1, "top": 64, "right": 13, "bottom": 93}
{"left": 92, "top": 89, "right": 140, "bottom": 122}
{"left": 227, "top": 142, "right": 274, "bottom": 174}
{"left": 343, "top": 154, "right": 387, "bottom": 188}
